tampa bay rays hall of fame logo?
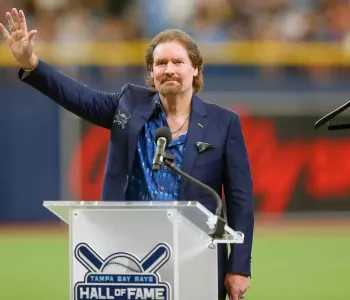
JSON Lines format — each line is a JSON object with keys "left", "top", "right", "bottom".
{"left": 74, "top": 243, "right": 171, "bottom": 300}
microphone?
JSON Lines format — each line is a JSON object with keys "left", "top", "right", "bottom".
{"left": 152, "top": 127, "right": 226, "bottom": 240}
{"left": 152, "top": 127, "right": 173, "bottom": 171}
{"left": 315, "top": 100, "right": 350, "bottom": 131}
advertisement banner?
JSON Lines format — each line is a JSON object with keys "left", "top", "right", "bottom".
{"left": 67, "top": 114, "right": 350, "bottom": 214}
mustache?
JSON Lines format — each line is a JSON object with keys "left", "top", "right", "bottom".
{"left": 160, "top": 76, "right": 182, "bottom": 84}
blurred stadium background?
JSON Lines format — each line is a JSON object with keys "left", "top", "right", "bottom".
{"left": 1, "top": 0, "right": 350, "bottom": 299}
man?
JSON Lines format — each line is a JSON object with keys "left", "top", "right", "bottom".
{"left": 0, "top": 8, "right": 254, "bottom": 300}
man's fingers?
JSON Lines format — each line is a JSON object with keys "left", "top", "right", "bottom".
{"left": 18, "top": 10, "right": 28, "bottom": 33}
{"left": 0, "top": 23, "right": 11, "bottom": 39}
{"left": 6, "top": 12, "right": 16, "bottom": 32}
{"left": 12, "top": 8, "right": 20, "bottom": 30}
{"left": 228, "top": 290, "right": 240, "bottom": 300}
{"left": 229, "top": 288, "right": 247, "bottom": 300}
{"left": 28, "top": 30, "right": 37, "bottom": 42}
{"left": 230, "top": 294, "right": 239, "bottom": 300}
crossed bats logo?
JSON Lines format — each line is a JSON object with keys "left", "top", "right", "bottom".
{"left": 74, "top": 243, "right": 171, "bottom": 300}
{"left": 75, "top": 243, "right": 171, "bottom": 274}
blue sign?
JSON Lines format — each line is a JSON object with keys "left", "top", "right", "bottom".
{"left": 74, "top": 243, "right": 171, "bottom": 300}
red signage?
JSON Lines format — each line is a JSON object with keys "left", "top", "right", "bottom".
{"left": 68, "top": 114, "right": 350, "bottom": 214}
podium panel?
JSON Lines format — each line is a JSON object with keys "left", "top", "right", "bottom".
{"left": 44, "top": 201, "right": 244, "bottom": 300}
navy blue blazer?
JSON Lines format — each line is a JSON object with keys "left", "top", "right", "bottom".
{"left": 19, "top": 60, "right": 254, "bottom": 297}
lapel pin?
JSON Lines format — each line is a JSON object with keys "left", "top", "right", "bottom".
{"left": 198, "top": 123, "right": 204, "bottom": 128}
{"left": 113, "top": 109, "right": 131, "bottom": 129}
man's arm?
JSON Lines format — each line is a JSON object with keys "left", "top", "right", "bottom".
{"left": 19, "top": 59, "right": 121, "bottom": 129}
{"left": 223, "top": 113, "right": 254, "bottom": 275}
{"left": 1, "top": 8, "right": 120, "bottom": 129}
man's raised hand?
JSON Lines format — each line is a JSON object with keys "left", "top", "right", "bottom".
{"left": 0, "top": 8, "right": 38, "bottom": 69}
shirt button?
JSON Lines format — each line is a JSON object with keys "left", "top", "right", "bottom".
{"left": 160, "top": 187, "right": 164, "bottom": 191}
{"left": 164, "top": 166, "right": 167, "bottom": 169}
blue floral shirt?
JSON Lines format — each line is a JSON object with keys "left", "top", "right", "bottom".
{"left": 126, "top": 100, "right": 187, "bottom": 201}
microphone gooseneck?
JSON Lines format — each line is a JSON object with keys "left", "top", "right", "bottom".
{"left": 153, "top": 126, "right": 226, "bottom": 239}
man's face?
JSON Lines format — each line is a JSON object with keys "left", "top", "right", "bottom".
{"left": 151, "top": 41, "right": 198, "bottom": 96}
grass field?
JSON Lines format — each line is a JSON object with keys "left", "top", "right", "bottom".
{"left": 1, "top": 216, "right": 349, "bottom": 300}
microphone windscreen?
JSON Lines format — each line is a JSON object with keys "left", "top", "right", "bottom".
{"left": 154, "top": 126, "right": 172, "bottom": 145}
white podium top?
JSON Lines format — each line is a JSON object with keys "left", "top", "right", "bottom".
{"left": 43, "top": 201, "right": 244, "bottom": 244}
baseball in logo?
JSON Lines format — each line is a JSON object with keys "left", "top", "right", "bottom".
{"left": 74, "top": 243, "right": 171, "bottom": 300}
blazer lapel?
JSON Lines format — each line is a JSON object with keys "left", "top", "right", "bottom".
{"left": 180, "top": 95, "right": 208, "bottom": 198}
{"left": 127, "top": 94, "right": 157, "bottom": 172}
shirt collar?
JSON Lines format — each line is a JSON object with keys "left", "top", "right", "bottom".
{"left": 153, "top": 95, "right": 164, "bottom": 117}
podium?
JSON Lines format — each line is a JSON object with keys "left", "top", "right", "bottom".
{"left": 44, "top": 200, "right": 244, "bottom": 300}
